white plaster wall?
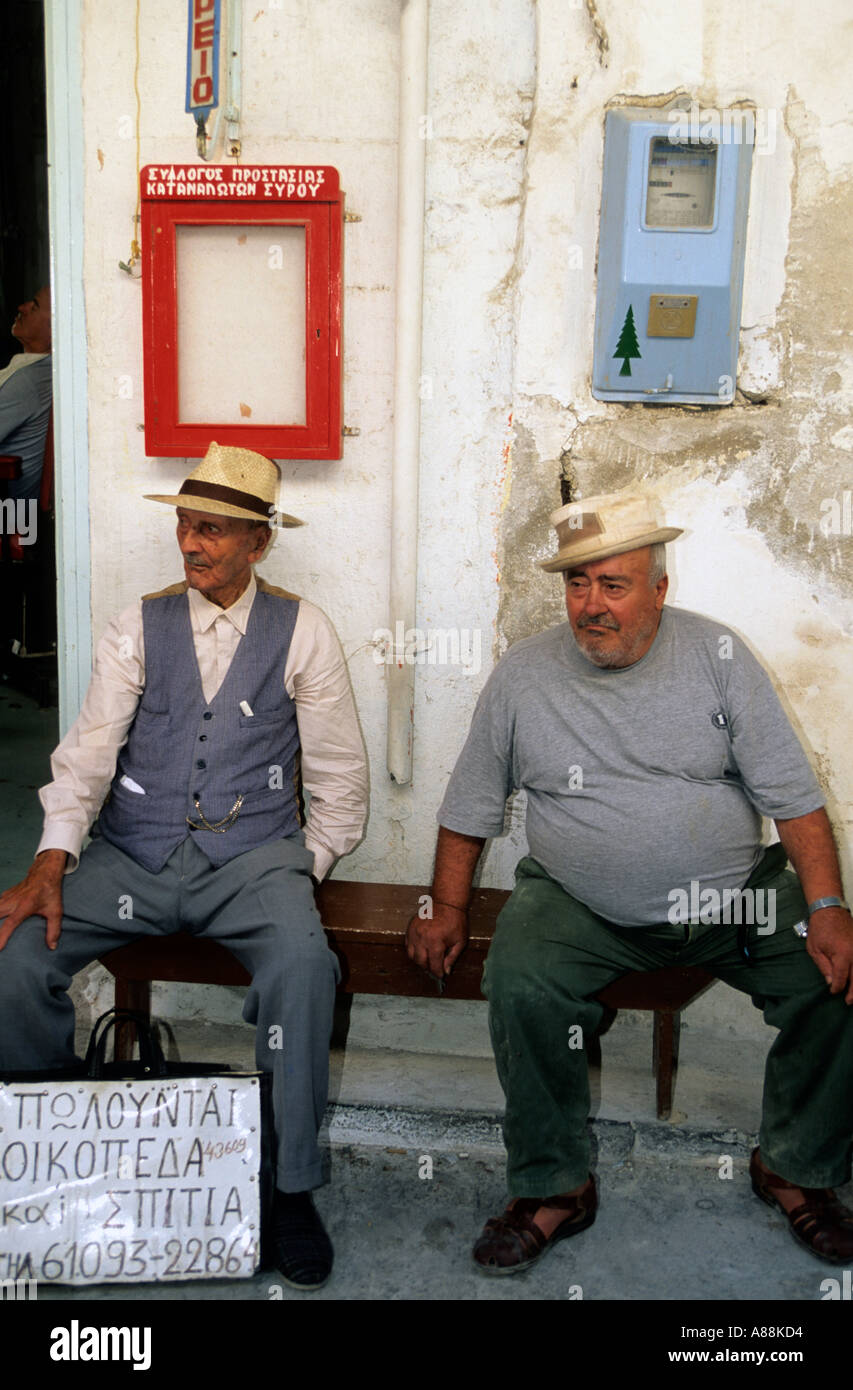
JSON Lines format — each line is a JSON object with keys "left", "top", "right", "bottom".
{"left": 72, "top": 0, "right": 852, "bottom": 1039}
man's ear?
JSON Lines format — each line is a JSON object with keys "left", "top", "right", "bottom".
{"left": 249, "top": 524, "right": 273, "bottom": 561}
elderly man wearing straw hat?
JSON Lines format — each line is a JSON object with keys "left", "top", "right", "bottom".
{"left": 408, "top": 492, "right": 853, "bottom": 1275}
{"left": 0, "top": 443, "right": 368, "bottom": 1290}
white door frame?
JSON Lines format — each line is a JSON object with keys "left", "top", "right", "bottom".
{"left": 44, "top": 0, "right": 91, "bottom": 734}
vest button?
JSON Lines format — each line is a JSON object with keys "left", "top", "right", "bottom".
{"left": 193, "top": 790, "right": 201, "bottom": 799}
{"left": 196, "top": 760, "right": 206, "bottom": 769}
{"left": 199, "top": 735, "right": 207, "bottom": 741}
{"left": 203, "top": 712, "right": 213, "bottom": 721}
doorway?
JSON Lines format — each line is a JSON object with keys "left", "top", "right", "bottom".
{"left": 0, "top": 0, "right": 57, "bottom": 885}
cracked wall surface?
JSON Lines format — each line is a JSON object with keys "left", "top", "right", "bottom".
{"left": 494, "top": 0, "right": 853, "bottom": 875}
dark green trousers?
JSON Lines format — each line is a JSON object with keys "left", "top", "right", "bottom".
{"left": 482, "top": 848, "right": 853, "bottom": 1195}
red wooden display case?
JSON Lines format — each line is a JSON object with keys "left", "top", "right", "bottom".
{"left": 141, "top": 163, "right": 343, "bottom": 459}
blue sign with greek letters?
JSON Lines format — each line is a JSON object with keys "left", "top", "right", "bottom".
{"left": 185, "top": 0, "right": 221, "bottom": 119}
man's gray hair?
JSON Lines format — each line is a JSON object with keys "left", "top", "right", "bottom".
{"left": 648, "top": 542, "right": 667, "bottom": 585}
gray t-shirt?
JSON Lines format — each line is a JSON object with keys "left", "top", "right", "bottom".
{"left": 438, "top": 606, "right": 824, "bottom": 926}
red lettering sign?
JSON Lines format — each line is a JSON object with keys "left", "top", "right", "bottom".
{"left": 194, "top": 19, "right": 215, "bottom": 49}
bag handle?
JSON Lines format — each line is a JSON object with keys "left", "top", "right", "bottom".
{"left": 84, "top": 1008, "right": 168, "bottom": 1078}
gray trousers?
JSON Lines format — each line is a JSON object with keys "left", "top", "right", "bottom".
{"left": 0, "top": 832, "right": 339, "bottom": 1192}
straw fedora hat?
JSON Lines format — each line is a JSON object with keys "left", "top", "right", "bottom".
{"left": 144, "top": 441, "right": 304, "bottom": 527}
{"left": 540, "top": 492, "right": 682, "bottom": 572}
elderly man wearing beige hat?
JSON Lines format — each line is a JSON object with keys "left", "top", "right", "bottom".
{"left": 0, "top": 442, "right": 369, "bottom": 1290}
{"left": 409, "top": 492, "right": 853, "bottom": 1275}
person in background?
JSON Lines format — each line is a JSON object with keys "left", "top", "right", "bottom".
{"left": 0, "top": 285, "right": 52, "bottom": 501}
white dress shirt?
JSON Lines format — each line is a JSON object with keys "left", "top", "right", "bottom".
{"left": 37, "top": 572, "right": 369, "bottom": 880}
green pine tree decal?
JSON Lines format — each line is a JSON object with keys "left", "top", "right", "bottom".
{"left": 613, "top": 305, "right": 641, "bottom": 376}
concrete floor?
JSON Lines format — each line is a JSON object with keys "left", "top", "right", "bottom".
{"left": 3, "top": 683, "right": 852, "bottom": 1310}
{"left": 30, "top": 1126, "right": 853, "bottom": 1303}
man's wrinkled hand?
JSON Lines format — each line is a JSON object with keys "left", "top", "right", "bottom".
{"left": 0, "top": 850, "right": 67, "bottom": 952}
{"left": 406, "top": 903, "right": 469, "bottom": 979}
{"left": 807, "top": 907, "right": 853, "bottom": 1004}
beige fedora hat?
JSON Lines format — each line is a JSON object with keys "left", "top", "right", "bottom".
{"left": 144, "top": 441, "right": 304, "bottom": 527}
{"left": 540, "top": 492, "right": 682, "bottom": 572}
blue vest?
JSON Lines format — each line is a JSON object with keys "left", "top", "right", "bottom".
{"left": 97, "top": 580, "right": 302, "bottom": 872}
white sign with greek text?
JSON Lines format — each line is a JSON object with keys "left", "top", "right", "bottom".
{"left": 0, "top": 1076, "right": 264, "bottom": 1285}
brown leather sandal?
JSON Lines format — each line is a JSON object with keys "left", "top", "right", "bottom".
{"left": 472, "top": 1177, "right": 597, "bottom": 1275}
{"left": 750, "top": 1148, "right": 853, "bottom": 1265}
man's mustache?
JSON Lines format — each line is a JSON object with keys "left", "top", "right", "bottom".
{"left": 577, "top": 613, "right": 620, "bottom": 630}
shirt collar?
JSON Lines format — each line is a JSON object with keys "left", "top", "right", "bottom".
{"left": 187, "top": 571, "right": 257, "bottom": 634}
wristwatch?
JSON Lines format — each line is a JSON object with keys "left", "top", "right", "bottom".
{"left": 807, "top": 896, "right": 848, "bottom": 917}
{"left": 795, "top": 897, "right": 850, "bottom": 939}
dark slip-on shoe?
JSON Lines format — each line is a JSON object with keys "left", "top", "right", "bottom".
{"left": 272, "top": 1189, "right": 333, "bottom": 1290}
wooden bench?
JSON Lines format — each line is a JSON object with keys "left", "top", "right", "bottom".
{"left": 99, "top": 881, "right": 715, "bottom": 1120}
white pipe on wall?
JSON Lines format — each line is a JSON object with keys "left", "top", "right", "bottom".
{"left": 386, "top": 0, "right": 429, "bottom": 785}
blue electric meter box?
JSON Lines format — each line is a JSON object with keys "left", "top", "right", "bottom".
{"left": 592, "top": 106, "right": 753, "bottom": 405}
